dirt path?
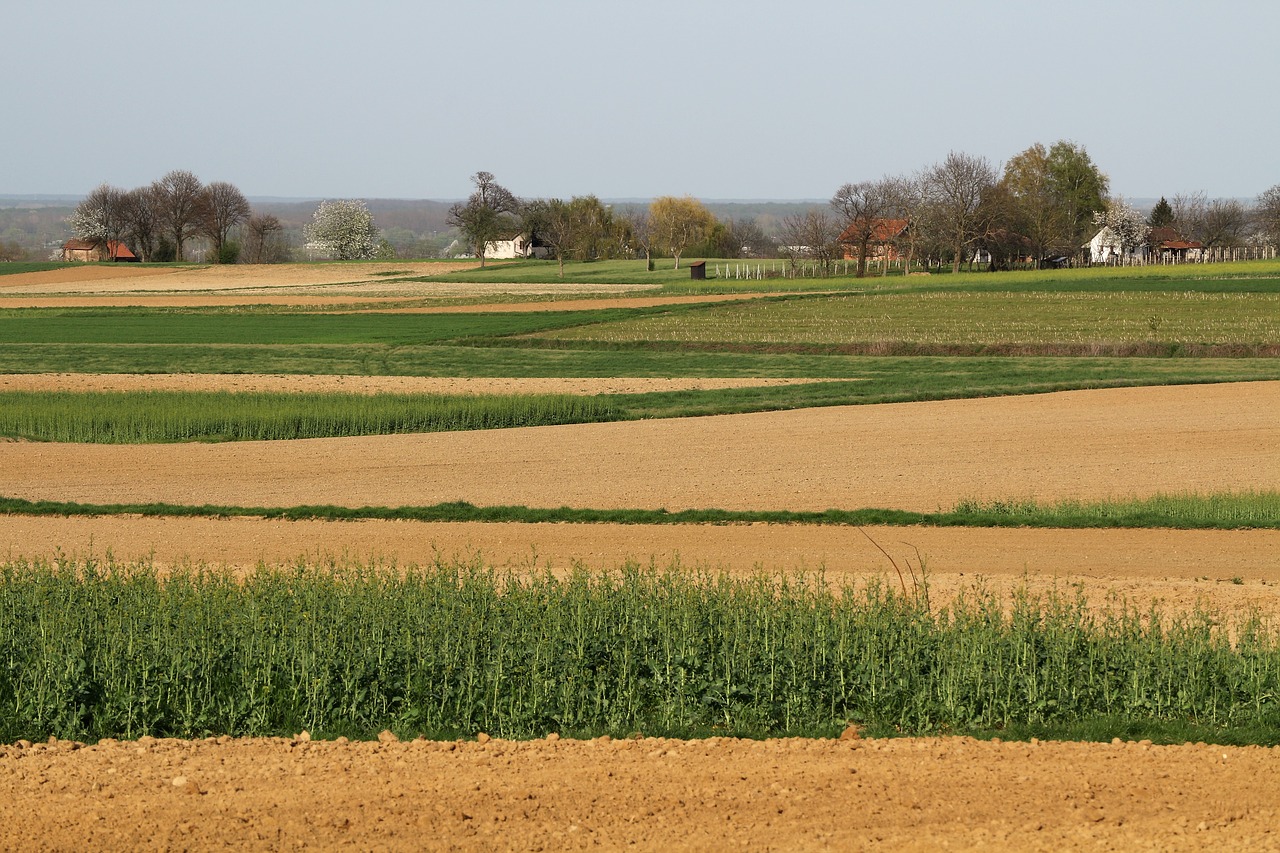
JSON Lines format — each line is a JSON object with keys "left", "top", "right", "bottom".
{"left": 3, "top": 735, "right": 1278, "bottom": 852}
{"left": 4, "top": 383, "right": 1275, "bottom": 512}
{"left": 0, "top": 373, "right": 834, "bottom": 396}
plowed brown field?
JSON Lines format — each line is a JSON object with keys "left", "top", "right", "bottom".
{"left": 5, "top": 373, "right": 1280, "bottom": 850}
{"left": 0, "top": 261, "right": 478, "bottom": 293}
{"left": 4, "top": 735, "right": 1280, "bottom": 852}
{"left": 0, "top": 373, "right": 833, "bottom": 395}
{"left": 4, "top": 382, "right": 1275, "bottom": 511}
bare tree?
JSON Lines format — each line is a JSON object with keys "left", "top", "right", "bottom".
{"left": 1200, "top": 199, "right": 1249, "bottom": 248}
{"left": 1173, "top": 192, "right": 1249, "bottom": 248}
{"left": 922, "top": 152, "right": 998, "bottom": 273}
{"left": 242, "top": 213, "right": 288, "bottom": 263}
{"left": 779, "top": 209, "right": 841, "bottom": 275}
{"left": 831, "top": 179, "right": 895, "bottom": 277}
{"left": 151, "top": 170, "right": 204, "bottom": 261}
{"left": 199, "top": 181, "right": 251, "bottom": 262}
{"left": 727, "top": 217, "right": 776, "bottom": 259}
{"left": 1257, "top": 185, "right": 1280, "bottom": 246}
{"left": 520, "top": 198, "right": 577, "bottom": 277}
{"left": 447, "top": 171, "right": 520, "bottom": 268}
{"left": 67, "top": 183, "right": 128, "bottom": 259}
{"left": 882, "top": 174, "right": 927, "bottom": 274}
{"left": 119, "top": 187, "right": 160, "bottom": 262}
{"left": 623, "top": 207, "right": 653, "bottom": 267}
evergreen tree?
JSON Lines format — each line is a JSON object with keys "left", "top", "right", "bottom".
{"left": 1149, "top": 197, "right": 1174, "bottom": 228}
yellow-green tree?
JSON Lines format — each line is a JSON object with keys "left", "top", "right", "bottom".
{"left": 648, "top": 196, "right": 715, "bottom": 269}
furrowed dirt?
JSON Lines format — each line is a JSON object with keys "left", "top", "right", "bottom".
{"left": 3, "top": 735, "right": 1279, "bottom": 852}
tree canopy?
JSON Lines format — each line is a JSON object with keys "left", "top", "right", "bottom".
{"left": 304, "top": 199, "right": 379, "bottom": 260}
{"left": 447, "top": 172, "right": 520, "bottom": 267}
{"left": 648, "top": 196, "right": 715, "bottom": 269}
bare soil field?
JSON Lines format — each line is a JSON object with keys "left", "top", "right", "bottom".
{"left": 3, "top": 383, "right": 1275, "bottom": 512}
{"left": 4, "top": 515, "right": 1277, "bottom": 616}
{"left": 3, "top": 735, "right": 1279, "bottom": 852}
{"left": 0, "top": 373, "right": 833, "bottom": 396}
{"left": 5, "top": 381, "right": 1279, "bottom": 850}
{"left": 0, "top": 261, "right": 479, "bottom": 293}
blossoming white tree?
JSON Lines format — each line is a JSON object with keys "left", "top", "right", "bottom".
{"left": 304, "top": 199, "right": 379, "bottom": 260}
{"left": 1092, "top": 199, "right": 1151, "bottom": 259}
{"left": 67, "top": 183, "right": 126, "bottom": 249}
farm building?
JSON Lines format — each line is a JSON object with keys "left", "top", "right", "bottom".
{"left": 61, "top": 239, "right": 138, "bottom": 262}
{"left": 483, "top": 232, "right": 550, "bottom": 260}
{"left": 838, "top": 218, "right": 910, "bottom": 262}
{"left": 483, "top": 232, "right": 549, "bottom": 260}
{"left": 1084, "top": 229, "right": 1147, "bottom": 264}
{"left": 1147, "top": 227, "right": 1205, "bottom": 262}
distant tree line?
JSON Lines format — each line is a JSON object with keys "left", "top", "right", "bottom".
{"left": 67, "top": 170, "right": 287, "bottom": 264}
{"left": 31, "top": 151, "right": 1280, "bottom": 268}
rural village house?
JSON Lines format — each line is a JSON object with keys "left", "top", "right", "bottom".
{"left": 1147, "top": 226, "right": 1204, "bottom": 262}
{"left": 61, "top": 239, "right": 138, "bottom": 262}
{"left": 1084, "top": 229, "right": 1147, "bottom": 264}
{"left": 837, "top": 219, "right": 910, "bottom": 262}
{"left": 1084, "top": 226, "right": 1205, "bottom": 264}
{"left": 483, "top": 232, "right": 549, "bottom": 259}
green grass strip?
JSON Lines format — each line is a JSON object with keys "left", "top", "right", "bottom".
{"left": 2, "top": 558, "right": 1277, "bottom": 744}
{"left": 0, "top": 307, "right": 659, "bottom": 345}
{"left": 2, "top": 491, "right": 1276, "bottom": 530}
{"left": 5, "top": 365, "right": 1280, "bottom": 443}
{"left": 0, "top": 390, "right": 620, "bottom": 443}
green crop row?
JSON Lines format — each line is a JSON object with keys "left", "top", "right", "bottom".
{"left": 0, "top": 391, "right": 618, "bottom": 443}
{"left": 2, "top": 490, "right": 1278, "bottom": 530}
{"left": 538, "top": 291, "right": 1280, "bottom": 348}
{"left": 7, "top": 359, "right": 1280, "bottom": 442}
{"left": 1, "top": 558, "right": 1276, "bottom": 744}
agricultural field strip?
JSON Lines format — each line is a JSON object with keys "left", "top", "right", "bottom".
{"left": 7, "top": 558, "right": 1280, "bottom": 745}
{"left": 6, "top": 737, "right": 1280, "bottom": 853}
{"left": 0, "top": 260, "right": 480, "bottom": 292}
{"left": 1, "top": 383, "right": 1274, "bottom": 514}
{"left": 3, "top": 492, "right": 1277, "bottom": 532}
{"left": 538, "top": 290, "right": 1280, "bottom": 347}
{"left": 5, "top": 515, "right": 1277, "bottom": 593}
{"left": 0, "top": 373, "right": 834, "bottom": 395}
{"left": 0, "top": 290, "right": 780, "bottom": 313}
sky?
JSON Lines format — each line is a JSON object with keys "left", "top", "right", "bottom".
{"left": 5, "top": 0, "right": 1278, "bottom": 202}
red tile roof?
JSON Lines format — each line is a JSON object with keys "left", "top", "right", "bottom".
{"left": 63, "top": 239, "right": 136, "bottom": 259}
{"left": 838, "top": 218, "right": 909, "bottom": 244}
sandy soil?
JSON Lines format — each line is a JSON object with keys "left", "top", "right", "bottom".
{"left": 4, "top": 516, "right": 1277, "bottom": 617}
{"left": 0, "top": 373, "right": 835, "bottom": 396}
{"left": 3, "top": 735, "right": 1279, "bottom": 852}
{"left": 0, "top": 262, "right": 478, "bottom": 293}
{"left": 0, "top": 289, "right": 795, "bottom": 312}
{"left": 4, "top": 382, "right": 1275, "bottom": 512}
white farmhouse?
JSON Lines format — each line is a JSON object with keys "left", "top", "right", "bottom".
{"left": 1085, "top": 228, "right": 1148, "bottom": 264}
{"left": 483, "top": 232, "right": 549, "bottom": 259}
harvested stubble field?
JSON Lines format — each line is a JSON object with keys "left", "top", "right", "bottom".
{"left": 4, "top": 263, "right": 1280, "bottom": 850}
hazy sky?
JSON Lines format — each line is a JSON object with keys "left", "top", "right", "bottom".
{"left": 6, "top": 0, "right": 1278, "bottom": 201}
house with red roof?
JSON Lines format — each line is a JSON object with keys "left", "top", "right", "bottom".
{"left": 837, "top": 218, "right": 910, "bottom": 262}
{"left": 1146, "top": 227, "right": 1204, "bottom": 262}
{"left": 61, "top": 239, "right": 139, "bottom": 262}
